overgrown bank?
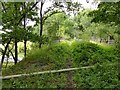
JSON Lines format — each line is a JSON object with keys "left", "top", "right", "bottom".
{"left": 2, "top": 41, "right": 119, "bottom": 88}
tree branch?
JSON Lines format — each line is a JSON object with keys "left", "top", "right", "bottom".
{"left": 43, "top": 10, "right": 64, "bottom": 24}
{"left": 17, "top": 1, "right": 40, "bottom": 25}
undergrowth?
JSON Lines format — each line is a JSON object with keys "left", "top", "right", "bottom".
{"left": 2, "top": 41, "right": 119, "bottom": 88}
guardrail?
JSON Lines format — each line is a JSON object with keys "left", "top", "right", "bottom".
{"left": 1, "top": 66, "right": 94, "bottom": 80}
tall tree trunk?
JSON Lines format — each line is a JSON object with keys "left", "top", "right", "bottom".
{"left": 39, "top": 2, "right": 44, "bottom": 48}
{"left": 14, "top": 3, "right": 18, "bottom": 64}
{"left": 24, "top": 2, "right": 27, "bottom": 58}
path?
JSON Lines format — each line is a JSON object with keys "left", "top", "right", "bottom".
{"left": 65, "top": 59, "right": 76, "bottom": 88}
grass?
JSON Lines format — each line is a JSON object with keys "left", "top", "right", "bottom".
{"left": 2, "top": 62, "right": 14, "bottom": 68}
{"left": 2, "top": 41, "right": 119, "bottom": 88}
{"left": 2, "top": 41, "right": 118, "bottom": 75}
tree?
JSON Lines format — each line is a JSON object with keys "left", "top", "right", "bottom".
{"left": 90, "top": 2, "right": 120, "bottom": 25}
{"left": 1, "top": 2, "right": 22, "bottom": 64}
{"left": 65, "top": 1, "right": 83, "bottom": 16}
{"left": 22, "top": 2, "right": 39, "bottom": 57}
{"left": 89, "top": 1, "right": 120, "bottom": 46}
{"left": 39, "top": 1, "right": 43, "bottom": 48}
{"left": 38, "top": 0, "right": 66, "bottom": 47}
{"left": 73, "top": 9, "right": 92, "bottom": 40}
{"left": 44, "top": 12, "right": 67, "bottom": 44}
{"left": 1, "top": 1, "right": 39, "bottom": 64}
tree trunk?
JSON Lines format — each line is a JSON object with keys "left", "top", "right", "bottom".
{"left": 24, "top": 2, "right": 27, "bottom": 58}
{"left": 8, "top": 48, "right": 15, "bottom": 61}
{"left": 24, "top": 40, "right": 27, "bottom": 57}
{"left": 1, "top": 38, "right": 12, "bottom": 65}
{"left": 100, "top": 37, "right": 102, "bottom": 43}
{"left": 14, "top": 39, "right": 18, "bottom": 64}
{"left": 39, "top": 2, "right": 44, "bottom": 48}
{"left": 14, "top": 3, "right": 18, "bottom": 65}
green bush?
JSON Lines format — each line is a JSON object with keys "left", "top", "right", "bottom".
{"left": 74, "top": 63, "right": 119, "bottom": 88}
{"left": 89, "top": 46, "right": 119, "bottom": 65}
{"left": 48, "top": 42, "right": 71, "bottom": 69}
{"left": 24, "top": 48, "right": 49, "bottom": 68}
{"left": 24, "top": 42, "right": 70, "bottom": 69}
{"left": 71, "top": 41, "right": 118, "bottom": 66}
{"left": 71, "top": 41, "right": 102, "bottom": 66}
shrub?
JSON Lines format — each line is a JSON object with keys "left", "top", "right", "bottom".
{"left": 24, "top": 42, "right": 71, "bottom": 70}
{"left": 26, "top": 46, "right": 50, "bottom": 66}
{"left": 71, "top": 41, "right": 101, "bottom": 66}
{"left": 74, "top": 63, "right": 119, "bottom": 88}
{"left": 71, "top": 41, "right": 118, "bottom": 66}
{"left": 48, "top": 42, "right": 71, "bottom": 69}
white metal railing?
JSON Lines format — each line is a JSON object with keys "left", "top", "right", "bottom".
{"left": 1, "top": 66, "right": 94, "bottom": 80}
{"left": 1, "top": 63, "right": 117, "bottom": 80}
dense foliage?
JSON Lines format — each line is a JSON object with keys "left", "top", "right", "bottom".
{"left": 1, "top": 1, "right": 120, "bottom": 89}
{"left": 89, "top": 1, "right": 120, "bottom": 47}
{"left": 2, "top": 41, "right": 119, "bottom": 88}
{"left": 74, "top": 63, "right": 119, "bottom": 88}
{"left": 72, "top": 41, "right": 118, "bottom": 66}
